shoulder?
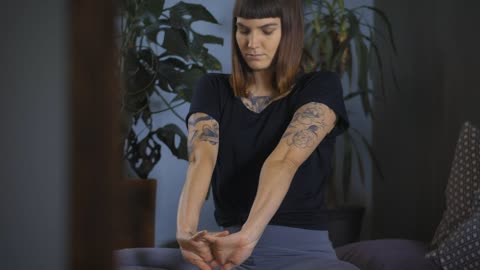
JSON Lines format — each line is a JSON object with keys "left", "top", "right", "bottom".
{"left": 193, "top": 73, "right": 232, "bottom": 98}
{"left": 197, "top": 73, "right": 231, "bottom": 88}
{"left": 296, "top": 71, "right": 341, "bottom": 89}
{"left": 195, "top": 73, "right": 232, "bottom": 96}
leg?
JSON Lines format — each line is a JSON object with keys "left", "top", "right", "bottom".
{"left": 115, "top": 248, "right": 197, "bottom": 270}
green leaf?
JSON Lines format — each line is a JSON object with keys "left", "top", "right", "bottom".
{"left": 143, "top": 19, "right": 163, "bottom": 44}
{"left": 363, "top": 33, "right": 387, "bottom": 99}
{"left": 203, "top": 53, "right": 222, "bottom": 71}
{"left": 179, "top": 65, "right": 205, "bottom": 97}
{"left": 162, "top": 28, "right": 190, "bottom": 59}
{"left": 355, "top": 6, "right": 397, "bottom": 55}
{"left": 322, "top": 32, "right": 334, "bottom": 71}
{"left": 344, "top": 89, "right": 373, "bottom": 100}
{"left": 354, "top": 30, "right": 371, "bottom": 116}
{"left": 189, "top": 31, "right": 223, "bottom": 65}
{"left": 141, "top": 105, "right": 153, "bottom": 128}
{"left": 170, "top": 1, "right": 218, "bottom": 30}
{"left": 346, "top": 44, "right": 353, "bottom": 89}
{"left": 125, "top": 129, "right": 161, "bottom": 179}
{"left": 144, "top": 0, "right": 165, "bottom": 17}
{"left": 193, "top": 32, "right": 224, "bottom": 46}
{"left": 155, "top": 124, "right": 188, "bottom": 160}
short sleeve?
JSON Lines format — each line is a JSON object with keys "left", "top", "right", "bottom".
{"left": 295, "top": 71, "right": 349, "bottom": 137}
{"left": 186, "top": 74, "right": 222, "bottom": 127}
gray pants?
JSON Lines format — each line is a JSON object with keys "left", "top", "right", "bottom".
{"left": 115, "top": 225, "right": 359, "bottom": 270}
{"left": 223, "top": 225, "right": 359, "bottom": 270}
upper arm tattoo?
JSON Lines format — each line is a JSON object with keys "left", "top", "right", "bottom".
{"left": 281, "top": 103, "right": 336, "bottom": 149}
{"left": 187, "top": 113, "right": 219, "bottom": 161}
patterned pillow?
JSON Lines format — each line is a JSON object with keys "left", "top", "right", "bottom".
{"left": 425, "top": 194, "right": 480, "bottom": 269}
{"left": 429, "top": 121, "right": 480, "bottom": 248}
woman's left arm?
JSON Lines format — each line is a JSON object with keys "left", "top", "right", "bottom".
{"left": 204, "top": 102, "right": 338, "bottom": 270}
{"left": 241, "top": 101, "right": 337, "bottom": 242}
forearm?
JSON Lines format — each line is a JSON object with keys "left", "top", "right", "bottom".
{"left": 241, "top": 158, "right": 298, "bottom": 242}
{"left": 177, "top": 159, "right": 215, "bottom": 235}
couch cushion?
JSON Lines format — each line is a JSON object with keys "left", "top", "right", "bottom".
{"left": 115, "top": 248, "right": 195, "bottom": 270}
{"left": 426, "top": 193, "right": 480, "bottom": 269}
{"left": 335, "top": 239, "right": 441, "bottom": 270}
{"left": 430, "top": 121, "right": 480, "bottom": 248}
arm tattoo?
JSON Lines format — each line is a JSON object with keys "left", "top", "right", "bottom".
{"left": 241, "top": 96, "right": 273, "bottom": 113}
{"left": 187, "top": 114, "right": 219, "bottom": 159}
{"left": 281, "top": 103, "right": 333, "bottom": 149}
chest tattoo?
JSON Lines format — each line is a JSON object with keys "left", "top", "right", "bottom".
{"left": 241, "top": 95, "right": 274, "bottom": 113}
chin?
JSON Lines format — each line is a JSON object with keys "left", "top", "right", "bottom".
{"left": 247, "top": 62, "right": 272, "bottom": 71}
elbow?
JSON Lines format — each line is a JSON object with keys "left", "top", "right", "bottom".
{"left": 188, "top": 150, "right": 216, "bottom": 169}
{"left": 281, "top": 157, "right": 302, "bottom": 172}
{"left": 265, "top": 156, "right": 301, "bottom": 174}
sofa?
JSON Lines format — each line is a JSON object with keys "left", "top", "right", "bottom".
{"left": 116, "top": 121, "right": 480, "bottom": 270}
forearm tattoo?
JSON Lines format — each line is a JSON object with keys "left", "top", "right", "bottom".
{"left": 241, "top": 96, "right": 273, "bottom": 113}
{"left": 281, "top": 103, "right": 334, "bottom": 148}
{"left": 187, "top": 113, "right": 219, "bottom": 160}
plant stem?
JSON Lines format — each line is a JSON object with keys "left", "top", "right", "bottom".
{"left": 151, "top": 101, "right": 187, "bottom": 113}
{"left": 157, "top": 92, "right": 185, "bottom": 122}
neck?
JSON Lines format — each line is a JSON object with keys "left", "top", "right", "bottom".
{"left": 249, "top": 69, "right": 276, "bottom": 96}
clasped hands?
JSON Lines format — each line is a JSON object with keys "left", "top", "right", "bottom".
{"left": 177, "top": 229, "right": 257, "bottom": 270}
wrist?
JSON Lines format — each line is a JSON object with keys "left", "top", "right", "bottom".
{"left": 240, "top": 223, "right": 264, "bottom": 244}
{"left": 176, "top": 227, "right": 196, "bottom": 239}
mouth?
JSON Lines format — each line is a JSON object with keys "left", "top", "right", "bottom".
{"left": 246, "top": 53, "right": 265, "bottom": 60}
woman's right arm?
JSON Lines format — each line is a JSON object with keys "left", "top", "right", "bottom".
{"left": 176, "top": 112, "right": 222, "bottom": 270}
{"left": 177, "top": 112, "right": 220, "bottom": 234}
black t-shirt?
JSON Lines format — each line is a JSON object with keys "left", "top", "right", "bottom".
{"left": 187, "top": 71, "right": 349, "bottom": 230}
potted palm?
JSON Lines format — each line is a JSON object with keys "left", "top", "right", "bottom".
{"left": 302, "top": 0, "right": 398, "bottom": 246}
{"left": 116, "top": 0, "right": 223, "bottom": 248}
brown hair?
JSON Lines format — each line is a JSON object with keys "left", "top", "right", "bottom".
{"left": 230, "top": 0, "right": 304, "bottom": 97}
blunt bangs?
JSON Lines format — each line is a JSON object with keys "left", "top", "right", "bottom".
{"left": 233, "top": 0, "right": 282, "bottom": 19}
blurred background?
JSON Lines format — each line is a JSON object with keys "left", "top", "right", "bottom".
{"left": 1, "top": 0, "right": 479, "bottom": 270}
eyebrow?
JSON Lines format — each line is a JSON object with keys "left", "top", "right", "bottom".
{"left": 236, "top": 22, "right": 279, "bottom": 29}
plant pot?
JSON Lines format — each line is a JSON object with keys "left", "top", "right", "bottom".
{"left": 326, "top": 206, "right": 365, "bottom": 248}
{"left": 115, "top": 178, "right": 157, "bottom": 249}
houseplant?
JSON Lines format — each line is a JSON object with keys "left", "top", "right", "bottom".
{"left": 302, "top": 0, "right": 398, "bottom": 246}
{"left": 116, "top": 0, "right": 223, "bottom": 248}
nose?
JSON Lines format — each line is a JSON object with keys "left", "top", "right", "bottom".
{"left": 247, "top": 32, "right": 260, "bottom": 48}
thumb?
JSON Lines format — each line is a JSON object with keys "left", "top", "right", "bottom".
{"left": 202, "top": 233, "right": 217, "bottom": 244}
{"left": 191, "top": 230, "right": 208, "bottom": 241}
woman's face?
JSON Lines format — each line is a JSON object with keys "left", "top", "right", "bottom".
{"left": 235, "top": 17, "right": 282, "bottom": 71}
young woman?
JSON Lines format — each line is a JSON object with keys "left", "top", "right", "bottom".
{"left": 176, "top": 0, "right": 358, "bottom": 269}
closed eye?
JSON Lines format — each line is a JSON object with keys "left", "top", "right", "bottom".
{"left": 237, "top": 29, "right": 275, "bottom": 35}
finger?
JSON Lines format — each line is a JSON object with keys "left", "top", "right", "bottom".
{"left": 193, "top": 259, "right": 213, "bottom": 270}
{"left": 221, "top": 262, "right": 236, "bottom": 270}
{"left": 202, "top": 233, "right": 218, "bottom": 243}
{"left": 212, "top": 230, "right": 230, "bottom": 237}
{"left": 191, "top": 230, "right": 208, "bottom": 241}
{"left": 210, "top": 260, "right": 219, "bottom": 268}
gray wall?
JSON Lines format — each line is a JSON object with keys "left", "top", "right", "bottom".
{"left": 0, "top": 1, "right": 69, "bottom": 269}
{"left": 373, "top": 0, "right": 480, "bottom": 240}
